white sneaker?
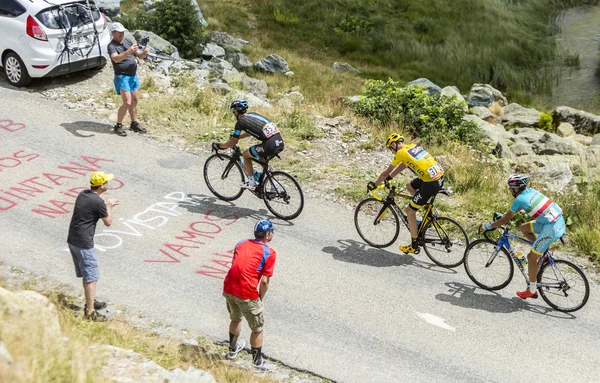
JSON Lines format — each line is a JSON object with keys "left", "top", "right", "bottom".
{"left": 223, "top": 339, "right": 246, "bottom": 360}
{"left": 241, "top": 181, "right": 256, "bottom": 190}
{"left": 253, "top": 360, "right": 276, "bottom": 372}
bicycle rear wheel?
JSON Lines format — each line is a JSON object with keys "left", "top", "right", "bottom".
{"left": 262, "top": 171, "right": 304, "bottom": 220}
{"left": 354, "top": 198, "right": 400, "bottom": 248}
{"left": 537, "top": 259, "right": 589, "bottom": 312}
{"left": 203, "top": 154, "right": 244, "bottom": 201}
{"left": 464, "top": 239, "right": 514, "bottom": 290}
{"left": 421, "top": 216, "right": 469, "bottom": 268}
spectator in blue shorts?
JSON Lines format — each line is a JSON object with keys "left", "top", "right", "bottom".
{"left": 107, "top": 22, "right": 149, "bottom": 137}
{"left": 67, "top": 171, "right": 119, "bottom": 321}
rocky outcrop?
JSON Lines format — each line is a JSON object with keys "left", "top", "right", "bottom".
{"left": 93, "top": 345, "right": 217, "bottom": 383}
{"left": 241, "top": 76, "right": 268, "bottom": 96}
{"left": 132, "top": 30, "right": 178, "bottom": 55}
{"left": 210, "top": 32, "right": 249, "bottom": 53}
{"left": 332, "top": 62, "right": 361, "bottom": 74}
{"left": 467, "top": 83, "right": 508, "bottom": 107}
{"left": 407, "top": 78, "right": 441, "bottom": 94}
{"left": 226, "top": 53, "right": 253, "bottom": 72}
{"left": 553, "top": 106, "right": 600, "bottom": 135}
{"left": 471, "top": 106, "right": 494, "bottom": 121}
{"left": 95, "top": 0, "right": 121, "bottom": 18}
{"left": 255, "top": 55, "right": 290, "bottom": 74}
{"left": 557, "top": 122, "right": 575, "bottom": 137}
{"left": 201, "top": 43, "right": 226, "bottom": 60}
{"left": 499, "top": 103, "right": 541, "bottom": 128}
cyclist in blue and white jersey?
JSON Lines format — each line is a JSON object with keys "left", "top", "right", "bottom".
{"left": 479, "top": 174, "right": 566, "bottom": 300}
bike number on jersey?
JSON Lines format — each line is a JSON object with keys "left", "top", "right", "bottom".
{"left": 262, "top": 122, "right": 280, "bottom": 138}
{"left": 426, "top": 163, "right": 443, "bottom": 179}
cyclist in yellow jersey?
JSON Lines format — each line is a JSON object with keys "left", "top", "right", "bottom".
{"left": 367, "top": 133, "right": 445, "bottom": 254}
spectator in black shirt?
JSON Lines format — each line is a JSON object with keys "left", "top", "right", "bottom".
{"left": 107, "top": 22, "right": 149, "bottom": 137}
{"left": 67, "top": 171, "right": 119, "bottom": 321}
{"left": 213, "top": 99, "right": 285, "bottom": 189}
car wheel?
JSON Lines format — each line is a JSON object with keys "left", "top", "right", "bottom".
{"left": 3, "top": 52, "right": 32, "bottom": 87}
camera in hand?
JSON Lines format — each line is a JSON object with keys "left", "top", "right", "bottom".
{"left": 138, "top": 36, "right": 150, "bottom": 50}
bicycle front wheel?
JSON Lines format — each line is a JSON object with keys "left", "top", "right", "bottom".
{"left": 354, "top": 198, "right": 400, "bottom": 248}
{"left": 203, "top": 154, "right": 244, "bottom": 201}
{"left": 422, "top": 216, "right": 469, "bottom": 268}
{"left": 537, "top": 259, "right": 590, "bottom": 313}
{"left": 262, "top": 171, "right": 304, "bottom": 220}
{"left": 464, "top": 239, "right": 514, "bottom": 290}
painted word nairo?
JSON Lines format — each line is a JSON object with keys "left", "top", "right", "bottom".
{"left": 0, "top": 155, "right": 119, "bottom": 215}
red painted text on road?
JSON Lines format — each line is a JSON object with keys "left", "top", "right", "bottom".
{"left": 0, "top": 120, "right": 26, "bottom": 133}
{"left": 0, "top": 150, "right": 40, "bottom": 172}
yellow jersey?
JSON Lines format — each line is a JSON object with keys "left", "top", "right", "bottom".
{"left": 391, "top": 144, "right": 444, "bottom": 182}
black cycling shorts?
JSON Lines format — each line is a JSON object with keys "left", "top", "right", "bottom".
{"left": 409, "top": 177, "right": 444, "bottom": 210}
{"left": 249, "top": 134, "right": 284, "bottom": 160}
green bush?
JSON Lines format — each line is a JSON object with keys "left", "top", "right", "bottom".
{"left": 280, "top": 110, "right": 322, "bottom": 141}
{"left": 538, "top": 111, "right": 554, "bottom": 132}
{"left": 141, "top": 0, "right": 205, "bottom": 58}
{"left": 352, "top": 79, "right": 483, "bottom": 146}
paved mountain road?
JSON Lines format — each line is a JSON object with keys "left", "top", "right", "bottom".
{"left": 1, "top": 86, "right": 599, "bottom": 383}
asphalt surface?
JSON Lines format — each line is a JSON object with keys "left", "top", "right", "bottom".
{"left": 1, "top": 85, "right": 599, "bottom": 383}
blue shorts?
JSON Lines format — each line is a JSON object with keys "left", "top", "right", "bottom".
{"left": 114, "top": 74, "right": 140, "bottom": 95}
{"left": 530, "top": 215, "right": 566, "bottom": 255}
{"left": 69, "top": 244, "right": 100, "bottom": 283}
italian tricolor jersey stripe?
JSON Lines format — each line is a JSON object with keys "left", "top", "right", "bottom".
{"left": 525, "top": 194, "right": 553, "bottom": 219}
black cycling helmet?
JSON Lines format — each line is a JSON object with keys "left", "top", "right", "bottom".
{"left": 230, "top": 99, "right": 248, "bottom": 114}
{"left": 507, "top": 174, "right": 529, "bottom": 197}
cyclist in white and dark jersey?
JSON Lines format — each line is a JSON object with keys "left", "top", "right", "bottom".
{"left": 479, "top": 174, "right": 566, "bottom": 300}
{"left": 213, "top": 100, "right": 285, "bottom": 189}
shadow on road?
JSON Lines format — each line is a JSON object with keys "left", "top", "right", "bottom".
{"left": 183, "top": 193, "right": 295, "bottom": 228}
{"left": 61, "top": 121, "right": 114, "bottom": 138}
{"left": 323, "top": 239, "right": 457, "bottom": 273}
{"left": 0, "top": 66, "right": 106, "bottom": 92}
{"left": 435, "top": 281, "right": 576, "bottom": 319}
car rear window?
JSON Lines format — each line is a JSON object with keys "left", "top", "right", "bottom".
{"left": 0, "top": 0, "right": 26, "bottom": 17}
{"left": 36, "top": 1, "right": 101, "bottom": 29}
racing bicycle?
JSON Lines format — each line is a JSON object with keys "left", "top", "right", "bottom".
{"left": 354, "top": 182, "right": 469, "bottom": 268}
{"left": 463, "top": 214, "right": 589, "bottom": 312}
{"left": 203, "top": 145, "right": 304, "bottom": 220}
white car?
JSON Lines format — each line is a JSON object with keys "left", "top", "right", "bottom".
{"left": 0, "top": 0, "right": 111, "bottom": 87}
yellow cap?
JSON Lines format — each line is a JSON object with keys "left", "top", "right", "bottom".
{"left": 90, "top": 171, "right": 114, "bottom": 187}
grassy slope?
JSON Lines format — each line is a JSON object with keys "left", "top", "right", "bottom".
{"left": 118, "top": 0, "right": 599, "bottom": 260}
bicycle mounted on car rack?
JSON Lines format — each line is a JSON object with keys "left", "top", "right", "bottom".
{"left": 203, "top": 145, "right": 305, "bottom": 220}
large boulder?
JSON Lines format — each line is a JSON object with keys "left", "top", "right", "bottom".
{"left": 557, "top": 122, "right": 575, "bottom": 137}
{"left": 221, "top": 69, "right": 243, "bottom": 85}
{"left": 95, "top": 0, "right": 121, "bottom": 17}
{"left": 239, "top": 92, "right": 271, "bottom": 109}
{"left": 592, "top": 133, "right": 600, "bottom": 146}
{"left": 241, "top": 75, "right": 268, "bottom": 96}
{"left": 407, "top": 78, "right": 441, "bottom": 94}
{"left": 332, "top": 62, "right": 361, "bottom": 74}
{"left": 441, "top": 86, "right": 465, "bottom": 102}
{"left": 499, "top": 103, "right": 541, "bottom": 128}
{"left": 536, "top": 161, "right": 573, "bottom": 192}
{"left": 0, "top": 288, "right": 61, "bottom": 340}
{"left": 532, "top": 133, "right": 584, "bottom": 156}
{"left": 471, "top": 106, "right": 494, "bottom": 121}
{"left": 552, "top": 106, "right": 600, "bottom": 135}
{"left": 255, "top": 54, "right": 290, "bottom": 74}
{"left": 198, "top": 57, "right": 234, "bottom": 76}
{"left": 190, "top": 0, "right": 208, "bottom": 27}
{"left": 210, "top": 31, "right": 249, "bottom": 53}
{"left": 132, "top": 30, "right": 178, "bottom": 55}
{"left": 467, "top": 83, "right": 508, "bottom": 108}
{"left": 464, "top": 115, "right": 512, "bottom": 158}
{"left": 226, "top": 53, "right": 253, "bottom": 72}
{"left": 201, "top": 43, "right": 226, "bottom": 60}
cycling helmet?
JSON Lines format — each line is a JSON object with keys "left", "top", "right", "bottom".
{"left": 385, "top": 133, "right": 404, "bottom": 149}
{"left": 507, "top": 174, "right": 529, "bottom": 197}
{"left": 230, "top": 99, "right": 248, "bottom": 114}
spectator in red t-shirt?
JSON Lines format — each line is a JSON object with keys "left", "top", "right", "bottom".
{"left": 223, "top": 219, "right": 277, "bottom": 372}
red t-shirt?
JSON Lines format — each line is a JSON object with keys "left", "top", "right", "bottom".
{"left": 223, "top": 239, "right": 277, "bottom": 300}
